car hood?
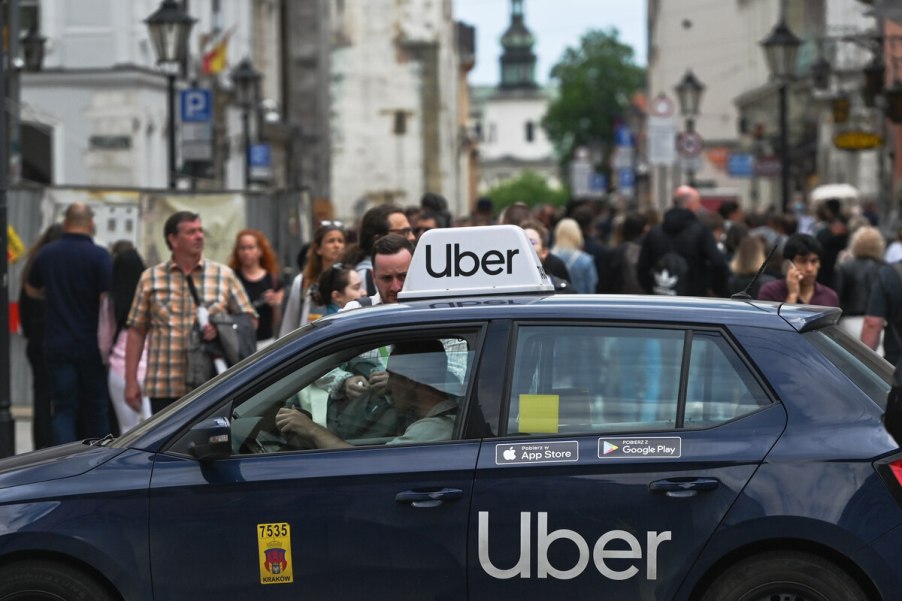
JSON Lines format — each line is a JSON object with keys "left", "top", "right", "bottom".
{"left": 0, "top": 442, "right": 125, "bottom": 490}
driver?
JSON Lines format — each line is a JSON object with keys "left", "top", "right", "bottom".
{"left": 276, "top": 340, "right": 457, "bottom": 448}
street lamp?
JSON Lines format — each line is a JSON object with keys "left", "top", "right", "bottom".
{"left": 230, "top": 58, "right": 261, "bottom": 189}
{"left": 144, "top": 0, "right": 195, "bottom": 190}
{"left": 21, "top": 26, "right": 46, "bottom": 72}
{"left": 760, "top": 17, "right": 801, "bottom": 214}
{"left": 675, "top": 69, "right": 705, "bottom": 186}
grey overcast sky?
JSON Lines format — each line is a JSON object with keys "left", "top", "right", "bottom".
{"left": 454, "top": 0, "right": 648, "bottom": 87}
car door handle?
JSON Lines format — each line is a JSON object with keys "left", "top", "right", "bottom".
{"left": 396, "top": 488, "right": 464, "bottom": 508}
{"left": 649, "top": 477, "right": 720, "bottom": 498}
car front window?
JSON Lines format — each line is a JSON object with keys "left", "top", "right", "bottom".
{"left": 223, "top": 333, "right": 477, "bottom": 454}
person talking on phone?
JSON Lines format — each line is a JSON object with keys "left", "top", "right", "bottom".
{"left": 756, "top": 233, "right": 839, "bottom": 306}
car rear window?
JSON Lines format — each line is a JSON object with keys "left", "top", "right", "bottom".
{"left": 804, "top": 326, "right": 892, "bottom": 409}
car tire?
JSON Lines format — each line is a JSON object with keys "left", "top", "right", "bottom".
{"left": 700, "top": 551, "right": 867, "bottom": 601}
{"left": 0, "top": 560, "right": 116, "bottom": 601}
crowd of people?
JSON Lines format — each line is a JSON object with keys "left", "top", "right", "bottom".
{"left": 17, "top": 183, "right": 902, "bottom": 450}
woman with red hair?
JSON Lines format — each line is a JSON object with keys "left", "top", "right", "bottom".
{"left": 229, "top": 229, "right": 284, "bottom": 349}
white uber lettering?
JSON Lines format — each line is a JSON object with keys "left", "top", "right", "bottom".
{"left": 646, "top": 530, "right": 671, "bottom": 579}
{"left": 478, "top": 511, "right": 531, "bottom": 579}
{"left": 593, "top": 530, "right": 642, "bottom": 580}
{"left": 478, "top": 511, "right": 671, "bottom": 581}
{"left": 424, "top": 244, "right": 519, "bottom": 278}
{"left": 537, "top": 512, "right": 589, "bottom": 579}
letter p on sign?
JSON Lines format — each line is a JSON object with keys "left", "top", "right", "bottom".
{"left": 181, "top": 88, "right": 212, "bottom": 123}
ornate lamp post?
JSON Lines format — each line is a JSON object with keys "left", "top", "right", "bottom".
{"left": 230, "top": 58, "right": 261, "bottom": 189}
{"left": 144, "top": 0, "right": 195, "bottom": 189}
{"left": 675, "top": 69, "right": 705, "bottom": 186}
{"left": 21, "top": 26, "right": 46, "bottom": 72}
{"left": 760, "top": 17, "right": 801, "bottom": 213}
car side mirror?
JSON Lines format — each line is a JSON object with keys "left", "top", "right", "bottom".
{"left": 187, "top": 417, "right": 232, "bottom": 461}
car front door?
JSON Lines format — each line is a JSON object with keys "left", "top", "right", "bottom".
{"left": 469, "top": 324, "right": 786, "bottom": 600}
{"left": 148, "top": 328, "right": 482, "bottom": 601}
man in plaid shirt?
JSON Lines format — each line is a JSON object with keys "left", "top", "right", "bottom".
{"left": 124, "top": 211, "right": 257, "bottom": 414}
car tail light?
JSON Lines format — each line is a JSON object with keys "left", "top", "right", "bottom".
{"left": 875, "top": 455, "right": 902, "bottom": 507}
{"left": 890, "top": 461, "right": 902, "bottom": 487}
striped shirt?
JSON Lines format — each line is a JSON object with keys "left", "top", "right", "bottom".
{"left": 126, "top": 257, "right": 256, "bottom": 398}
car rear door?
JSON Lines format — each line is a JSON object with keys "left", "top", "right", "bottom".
{"left": 469, "top": 324, "right": 787, "bottom": 600}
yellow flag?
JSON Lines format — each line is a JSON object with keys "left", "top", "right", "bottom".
{"left": 7, "top": 224, "right": 24, "bottom": 263}
{"left": 202, "top": 29, "right": 232, "bottom": 75}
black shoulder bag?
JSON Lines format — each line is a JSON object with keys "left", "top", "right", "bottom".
{"left": 185, "top": 274, "right": 215, "bottom": 388}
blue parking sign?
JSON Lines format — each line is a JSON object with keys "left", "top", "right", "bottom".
{"left": 618, "top": 168, "right": 635, "bottom": 187}
{"left": 728, "top": 153, "right": 755, "bottom": 178}
{"left": 250, "top": 144, "right": 271, "bottom": 167}
{"left": 615, "top": 125, "right": 634, "bottom": 148}
{"left": 180, "top": 89, "right": 212, "bottom": 123}
{"left": 590, "top": 172, "right": 607, "bottom": 193}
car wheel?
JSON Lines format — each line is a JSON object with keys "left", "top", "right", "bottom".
{"left": 0, "top": 560, "right": 116, "bottom": 601}
{"left": 700, "top": 551, "right": 868, "bottom": 601}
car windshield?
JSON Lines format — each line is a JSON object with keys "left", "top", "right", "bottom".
{"left": 804, "top": 325, "right": 893, "bottom": 409}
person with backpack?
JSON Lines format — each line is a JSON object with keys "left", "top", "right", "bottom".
{"left": 600, "top": 212, "right": 647, "bottom": 294}
{"left": 863, "top": 245, "right": 902, "bottom": 444}
{"left": 862, "top": 251, "right": 902, "bottom": 365}
{"left": 636, "top": 185, "right": 729, "bottom": 297}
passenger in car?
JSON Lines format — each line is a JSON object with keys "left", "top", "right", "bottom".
{"left": 276, "top": 340, "right": 458, "bottom": 448}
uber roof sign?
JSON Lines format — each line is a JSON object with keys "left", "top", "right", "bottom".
{"left": 399, "top": 225, "right": 554, "bottom": 300}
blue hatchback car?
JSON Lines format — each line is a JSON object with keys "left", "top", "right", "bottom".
{"left": 0, "top": 225, "right": 900, "bottom": 601}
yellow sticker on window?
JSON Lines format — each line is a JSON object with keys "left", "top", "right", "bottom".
{"left": 257, "top": 522, "right": 294, "bottom": 585}
{"left": 519, "top": 394, "right": 560, "bottom": 433}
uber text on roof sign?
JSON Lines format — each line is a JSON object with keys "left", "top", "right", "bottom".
{"left": 424, "top": 243, "right": 520, "bottom": 277}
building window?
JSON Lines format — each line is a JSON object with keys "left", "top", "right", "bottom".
{"left": 21, "top": 0, "right": 39, "bottom": 32}
{"left": 488, "top": 123, "right": 497, "bottom": 143}
{"left": 525, "top": 121, "right": 535, "bottom": 143}
{"left": 394, "top": 111, "right": 407, "bottom": 135}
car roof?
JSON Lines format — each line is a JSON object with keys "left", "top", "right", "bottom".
{"left": 327, "top": 226, "right": 839, "bottom": 334}
{"left": 317, "top": 293, "right": 841, "bottom": 333}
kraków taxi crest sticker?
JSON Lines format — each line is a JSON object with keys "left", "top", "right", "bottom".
{"left": 257, "top": 522, "right": 294, "bottom": 584}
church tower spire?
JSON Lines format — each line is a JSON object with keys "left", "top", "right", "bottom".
{"left": 499, "top": 0, "right": 537, "bottom": 89}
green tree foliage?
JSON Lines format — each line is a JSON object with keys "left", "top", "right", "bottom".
{"left": 542, "top": 28, "right": 645, "bottom": 171}
{"left": 483, "top": 171, "right": 569, "bottom": 212}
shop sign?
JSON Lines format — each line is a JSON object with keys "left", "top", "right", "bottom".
{"left": 833, "top": 131, "right": 882, "bottom": 151}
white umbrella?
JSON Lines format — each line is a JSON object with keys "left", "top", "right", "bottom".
{"left": 809, "top": 183, "right": 860, "bottom": 207}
